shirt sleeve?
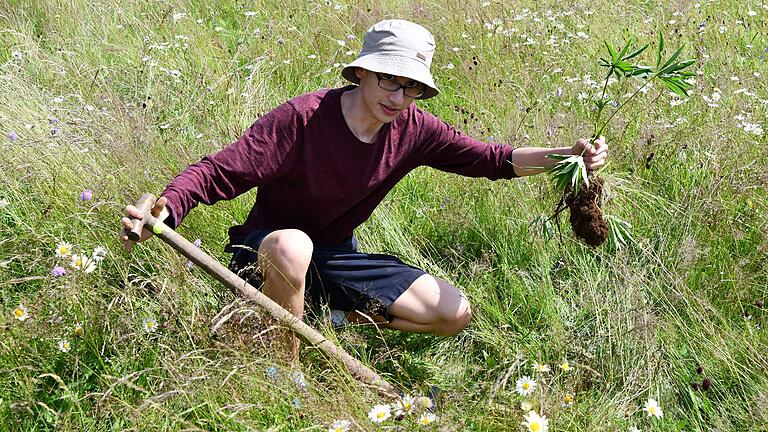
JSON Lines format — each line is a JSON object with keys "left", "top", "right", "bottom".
{"left": 160, "top": 101, "right": 300, "bottom": 228}
{"left": 414, "top": 109, "right": 518, "bottom": 180}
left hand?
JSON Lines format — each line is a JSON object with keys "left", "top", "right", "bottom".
{"left": 572, "top": 136, "right": 608, "bottom": 170}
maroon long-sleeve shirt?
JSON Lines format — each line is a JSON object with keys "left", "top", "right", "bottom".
{"left": 160, "top": 86, "right": 517, "bottom": 246}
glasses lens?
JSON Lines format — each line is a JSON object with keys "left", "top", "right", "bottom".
{"left": 404, "top": 87, "right": 425, "bottom": 98}
{"left": 378, "top": 77, "right": 400, "bottom": 91}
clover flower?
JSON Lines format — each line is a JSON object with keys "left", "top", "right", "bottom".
{"left": 51, "top": 266, "right": 66, "bottom": 276}
{"left": 142, "top": 317, "right": 159, "bottom": 333}
{"left": 55, "top": 241, "right": 73, "bottom": 258}
{"left": 7, "top": 131, "right": 18, "bottom": 141}
{"left": 515, "top": 376, "right": 537, "bottom": 396}
{"left": 416, "top": 395, "right": 433, "bottom": 410}
{"left": 58, "top": 339, "right": 71, "bottom": 352}
{"left": 368, "top": 404, "right": 391, "bottom": 423}
{"left": 328, "top": 419, "right": 350, "bottom": 432}
{"left": 522, "top": 410, "right": 548, "bottom": 432}
{"left": 13, "top": 305, "right": 29, "bottom": 321}
{"left": 79, "top": 189, "right": 93, "bottom": 201}
{"left": 418, "top": 412, "right": 437, "bottom": 426}
{"left": 643, "top": 398, "right": 663, "bottom": 418}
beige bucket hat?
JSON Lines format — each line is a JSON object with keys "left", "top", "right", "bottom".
{"left": 342, "top": 19, "right": 439, "bottom": 99}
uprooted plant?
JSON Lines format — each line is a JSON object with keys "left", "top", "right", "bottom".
{"left": 543, "top": 34, "right": 695, "bottom": 247}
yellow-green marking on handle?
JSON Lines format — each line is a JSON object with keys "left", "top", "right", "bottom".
{"left": 152, "top": 223, "right": 166, "bottom": 235}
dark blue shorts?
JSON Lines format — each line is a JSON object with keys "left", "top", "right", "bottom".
{"left": 226, "top": 230, "right": 426, "bottom": 321}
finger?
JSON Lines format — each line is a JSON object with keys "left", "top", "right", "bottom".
{"left": 125, "top": 204, "right": 143, "bottom": 219}
{"left": 121, "top": 216, "right": 133, "bottom": 230}
{"left": 151, "top": 196, "right": 167, "bottom": 217}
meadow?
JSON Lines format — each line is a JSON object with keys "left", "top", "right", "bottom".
{"left": 1, "top": 0, "right": 767, "bottom": 430}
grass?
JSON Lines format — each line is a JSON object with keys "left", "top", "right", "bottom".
{"left": 1, "top": 0, "right": 767, "bottom": 430}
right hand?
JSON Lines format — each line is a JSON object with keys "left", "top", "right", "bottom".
{"left": 119, "top": 196, "right": 168, "bottom": 251}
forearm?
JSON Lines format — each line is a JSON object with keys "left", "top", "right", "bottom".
{"left": 510, "top": 146, "right": 573, "bottom": 176}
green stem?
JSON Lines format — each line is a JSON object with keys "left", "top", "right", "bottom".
{"left": 594, "top": 71, "right": 661, "bottom": 139}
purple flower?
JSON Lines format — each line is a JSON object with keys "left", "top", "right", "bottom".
{"left": 51, "top": 266, "right": 66, "bottom": 276}
{"left": 193, "top": 238, "right": 202, "bottom": 247}
{"left": 80, "top": 189, "right": 93, "bottom": 201}
{"left": 184, "top": 260, "right": 194, "bottom": 269}
{"left": 7, "top": 131, "right": 18, "bottom": 141}
{"left": 346, "top": 34, "right": 357, "bottom": 40}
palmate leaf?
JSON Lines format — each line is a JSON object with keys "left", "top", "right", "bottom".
{"left": 606, "top": 214, "right": 636, "bottom": 249}
{"left": 546, "top": 154, "right": 588, "bottom": 196}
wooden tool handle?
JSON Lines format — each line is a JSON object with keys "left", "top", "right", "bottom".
{"left": 127, "top": 193, "right": 156, "bottom": 241}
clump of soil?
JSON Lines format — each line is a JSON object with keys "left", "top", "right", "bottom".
{"left": 564, "top": 176, "right": 608, "bottom": 247}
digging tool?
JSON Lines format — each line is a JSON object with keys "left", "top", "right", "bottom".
{"left": 126, "top": 193, "right": 399, "bottom": 399}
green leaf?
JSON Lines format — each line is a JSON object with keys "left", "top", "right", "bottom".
{"left": 658, "top": 44, "right": 685, "bottom": 72}
{"left": 616, "top": 37, "right": 633, "bottom": 62}
{"left": 605, "top": 41, "right": 618, "bottom": 62}
{"left": 624, "top": 43, "right": 648, "bottom": 61}
{"left": 656, "top": 33, "right": 665, "bottom": 68}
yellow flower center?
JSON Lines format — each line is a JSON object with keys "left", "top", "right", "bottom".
{"left": 75, "top": 326, "right": 84, "bottom": 336}
{"left": 76, "top": 258, "right": 83, "bottom": 267}
{"left": 649, "top": 406, "right": 657, "bottom": 415}
{"left": 60, "top": 246, "right": 69, "bottom": 254}
{"left": 421, "top": 418, "right": 431, "bottom": 425}
{"left": 523, "top": 383, "right": 530, "bottom": 390}
{"left": 530, "top": 421, "right": 541, "bottom": 432}
{"left": 377, "top": 412, "right": 385, "bottom": 419}
{"left": 564, "top": 394, "right": 573, "bottom": 403}
{"left": 147, "top": 322, "right": 155, "bottom": 329}
{"left": 403, "top": 403, "right": 411, "bottom": 410}
{"left": 335, "top": 429, "right": 342, "bottom": 432}
{"left": 14, "top": 309, "right": 23, "bottom": 317}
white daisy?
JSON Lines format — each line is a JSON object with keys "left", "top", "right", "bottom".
{"left": 13, "top": 305, "right": 29, "bottom": 321}
{"left": 644, "top": 398, "right": 663, "bottom": 418}
{"left": 559, "top": 359, "right": 572, "bottom": 371}
{"left": 532, "top": 362, "right": 551, "bottom": 373}
{"left": 522, "top": 410, "right": 549, "bottom": 432}
{"left": 515, "top": 376, "right": 537, "bottom": 396}
{"left": 142, "top": 317, "right": 159, "bottom": 333}
{"left": 58, "top": 339, "right": 71, "bottom": 352}
{"left": 70, "top": 254, "right": 96, "bottom": 273}
{"left": 92, "top": 246, "right": 107, "bottom": 262}
{"left": 367, "top": 404, "right": 391, "bottom": 423}
{"left": 55, "top": 241, "right": 73, "bottom": 258}
{"left": 418, "top": 412, "right": 437, "bottom": 425}
{"left": 394, "top": 394, "right": 416, "bottom": 416}
{"left": 327, "top": 419, "right": 350, "bottom": 432}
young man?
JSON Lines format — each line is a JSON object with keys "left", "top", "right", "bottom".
{"left": 121, "top": 20, "right": 607, "bottom": 359}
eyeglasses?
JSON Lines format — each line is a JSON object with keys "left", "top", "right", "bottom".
{"left": 375, "top": 73, "right": 426, "bottom": 98}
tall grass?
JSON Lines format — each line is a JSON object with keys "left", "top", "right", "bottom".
{"left": 1, "top": 0, "right": 767, "bottom": 430}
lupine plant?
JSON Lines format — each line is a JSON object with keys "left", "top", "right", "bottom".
{"left": 545, "top": 34, "right": 696, "bottom": 247}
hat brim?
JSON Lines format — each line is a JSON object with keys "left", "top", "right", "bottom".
{"left": 341, "top": 53, "right": 439, "bottom": 100}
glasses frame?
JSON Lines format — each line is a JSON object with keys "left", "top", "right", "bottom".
{"left": 375, "top": 73, "right": 426, "bottom": 99}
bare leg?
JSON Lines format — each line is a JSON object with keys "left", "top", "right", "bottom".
{"left": 258, "top": 229, "right": 313, "bottom": 362}
{"left": 384, "top": 274, "right": 472, "bottom": 336}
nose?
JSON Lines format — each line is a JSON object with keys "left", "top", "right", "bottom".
{"left": 388, "top": 88, "right": 405, "bottom": 105}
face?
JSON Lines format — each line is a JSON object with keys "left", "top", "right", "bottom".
{"left": 355, "top": 68, "right": 425, "bottom": 123}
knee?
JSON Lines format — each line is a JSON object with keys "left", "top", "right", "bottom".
{"left": 436, "top": 299, "right": 472, "bottom": 337}
{"left": 259, "top": 229, "right": 313, "bottom": 281}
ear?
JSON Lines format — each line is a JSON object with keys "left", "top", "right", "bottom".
{"left": 354, "top": 67, "right": 367, "bottom": 80}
